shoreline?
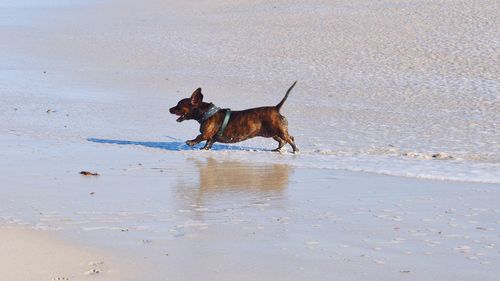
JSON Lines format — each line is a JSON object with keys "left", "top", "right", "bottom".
{"left": 2, "top": 135, "right": 499, "bottom": 280}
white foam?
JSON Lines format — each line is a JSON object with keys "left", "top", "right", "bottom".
{"left": 190, "top": 148, "right": 500, "bottom": 184}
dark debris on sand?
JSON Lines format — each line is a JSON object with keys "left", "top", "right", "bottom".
{"left": 80, "top": 171, "right": 100, "bottom": 176}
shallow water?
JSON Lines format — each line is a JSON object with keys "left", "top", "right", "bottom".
{"left": 1, "top": 0, "right": 499, "bottom": 181}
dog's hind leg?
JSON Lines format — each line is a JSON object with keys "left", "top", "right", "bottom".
{"left": 275, "top": 116, "right": 298, "bottom": 153}
{"left": 277, "top": 131, "right": 298, "bottom": 153}
{"left": 272, "top": 136, "right": 286, "bottom": 152}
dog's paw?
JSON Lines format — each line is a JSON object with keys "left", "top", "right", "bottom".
{"left": 186, "top": 140, "right": 197, "bottom": 147}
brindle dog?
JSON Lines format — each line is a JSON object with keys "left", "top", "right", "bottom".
{"left": 170, "top": 81, "right": 298, "bottom": 153}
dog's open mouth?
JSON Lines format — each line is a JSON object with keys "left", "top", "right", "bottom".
{"left": 176, "top": 114, "right": 186, "bottom": 122}
{"left": 170, "top": 109, "right": 186, "bottom": 122}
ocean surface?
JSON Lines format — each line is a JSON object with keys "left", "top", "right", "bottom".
{"left": 1, "top": 0, "right": 499, "bottom": 183}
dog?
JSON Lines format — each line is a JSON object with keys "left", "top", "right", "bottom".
{"left": 169, "top": 81, "right": 298, "bottom": 153}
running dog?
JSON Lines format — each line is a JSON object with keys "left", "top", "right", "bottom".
{"left": 169, "top": 81, "right": 298, "bottom": 153}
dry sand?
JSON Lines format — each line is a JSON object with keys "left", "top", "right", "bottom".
{"left": 0, "top": 228, "right": 137, "bottom": 281}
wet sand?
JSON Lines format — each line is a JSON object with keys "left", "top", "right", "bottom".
{"left": 1, "top": 135, "right": 499, "bottom": 280}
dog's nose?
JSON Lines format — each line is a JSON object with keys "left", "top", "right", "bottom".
{"left": 169, "top": 107, "right": 175, "bottom": 114}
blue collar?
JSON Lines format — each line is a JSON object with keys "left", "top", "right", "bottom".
{"left": 198, "top": 104, "right": 221, "bottom": 124}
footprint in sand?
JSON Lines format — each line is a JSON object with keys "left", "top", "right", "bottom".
{"left": 85, "top": 268, "right": 101, "bottom": 275}
{"left": 52, "top": 278, "right": 69, "bottom": 281}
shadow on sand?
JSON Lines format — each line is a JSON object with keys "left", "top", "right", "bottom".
{"left": 87, "top": 138, "right": 263, "bottom": 152}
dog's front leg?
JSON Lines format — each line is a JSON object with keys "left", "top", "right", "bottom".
{"left": 201, "top": 139, "right": 215, "bottom": 150}
{"left": 186, "top": 134, "right": 206, "bottom": 147}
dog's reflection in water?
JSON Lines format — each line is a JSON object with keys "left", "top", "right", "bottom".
{"left": 173, "top": 159, "right": 292, "bottom": 226}
{"left": 175, "top": 158, "right": 292, "bottom": 213}
{"left": 194, "top": 158, "right": 291, "bottom": 193}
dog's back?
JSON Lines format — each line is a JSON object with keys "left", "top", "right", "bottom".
{"left": 217, "top": 106, "right": 288, "bottom": 142}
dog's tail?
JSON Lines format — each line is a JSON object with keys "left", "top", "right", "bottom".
{"left": 276, "top": 81, "right": 297, "bottom": 111}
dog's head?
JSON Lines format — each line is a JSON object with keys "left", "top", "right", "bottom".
{"left": 169, "top": 88, "right": 204, "bottom": 122}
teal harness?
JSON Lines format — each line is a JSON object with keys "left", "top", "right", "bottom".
{"left": 218, "top": 109, "right": 231, "bottom": 137}
{"left": 198, "top": 104, "right": 231, "bottom": 137}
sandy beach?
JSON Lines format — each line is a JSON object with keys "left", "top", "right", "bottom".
{"left": 0, "top": 228, "right": 139, "bottom": 281}
{"left": 1, "top": 0, "right": 499, "bottom": 280}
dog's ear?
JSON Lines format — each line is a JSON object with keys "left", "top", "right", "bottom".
{"left": 190, "top": 88, "right": 203, "bottom": 106}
